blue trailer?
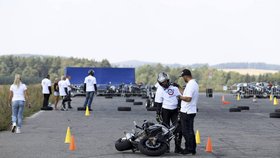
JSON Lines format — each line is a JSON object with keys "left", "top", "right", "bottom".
{"left": 65, "top": 67, "right": 135, "bottom": 85}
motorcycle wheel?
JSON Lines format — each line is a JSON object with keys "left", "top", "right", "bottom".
{"left": 115, "top": 138, "right": 133, "bottom": 151}
{"left": 138, "top": 137, "right": 168, "bottom": 156}
{"left": 262, "top": 92, "right": 268, "bottom": 98}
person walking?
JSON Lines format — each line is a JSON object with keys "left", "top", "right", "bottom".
{"left": 58, "top": 76, "right": 69, "bottom": 111}
{"left": 178, "top": 69, "right": 199, "bottom": 155}
{"left": 41, "top": 74, "right": 52, "bottom": 109}
{"left": 8, "top": 74, "right": 30, "bottom": 134}
{"left": 83, "top": 70, "right": 97, "bottom": 111}
{"left": 154, "top": 72, "right": 183, "bottom": 153}
{"left": 65, "top": 75, "right": 73, "bottom": 109}
{"left": 53, "top": 78, "right": 60, "bottom": 110}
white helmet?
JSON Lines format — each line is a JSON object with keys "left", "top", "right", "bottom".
{"left": 157, "top": 72, "right": 170, "bottom": 89}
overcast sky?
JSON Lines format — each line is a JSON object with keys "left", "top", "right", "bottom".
{"left": 0, "top": 0, "right": 279, "bottom": 65}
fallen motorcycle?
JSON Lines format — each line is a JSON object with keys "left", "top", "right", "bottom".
{"left": 115, "top": 120, "right": 177, "bottom": 156}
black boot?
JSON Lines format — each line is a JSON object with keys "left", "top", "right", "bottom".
{"left": 181, "top": 149, "right": 196, "bottom": 155}
{"left": 174, "top": 146, "right": 183, "bottom": 153}
{"left": 174, "top": 131, "right": 183, "bottom": 153}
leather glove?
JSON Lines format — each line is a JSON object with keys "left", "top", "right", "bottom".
{"left": 171, "top": 82, "right": 180, "bottom": 88}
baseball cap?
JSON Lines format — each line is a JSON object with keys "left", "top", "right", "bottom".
{"left": 180, "top": 69, "right": 192, "bottom": 77}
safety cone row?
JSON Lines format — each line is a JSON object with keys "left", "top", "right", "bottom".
{"left": 222, "top": 101, "right": 231, "bottom": 105}
{"left": 274, "top": 97, "right": 279, "bottom": 106}
{"left": 195, "top": 130, "right": 201, "bottom": 144}
{"left": 85, "top": 106, "right": 90, "bottom": 116}
{"left": 64, "top": 127, "right": 71, "bottom": 144}
{"left": 237, "top": 93, "right": 241, "bottom": 101}
{"left": 205, "top": 137, "right": 213, "bottom": 153}
{"left": 64, "top": 127, "right": 76, "bottom": 151}
{"left": 221, "top": 95, "right": 231, "bottom": 105}
{"left": 270, "top": 95, "right": 273, "bottom": 101}
{"left": 195, "top": 130, "right": 213, "bottom": 153}
{"left": 69, "top": 135, "right": 76, "bottom": 151}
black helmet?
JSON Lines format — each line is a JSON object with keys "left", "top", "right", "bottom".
{"left": 157, "top": 72, "right": 170, "bottom": 89}
{"left": 88, "top": 69, "right": 94, "bottom": 76}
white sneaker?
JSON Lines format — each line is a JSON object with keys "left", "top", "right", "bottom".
{"left": 11, "top": 123, "right": 16, "bottom": 133}
{"left": 15, "top": 127, "right": 21, "bottom": 134}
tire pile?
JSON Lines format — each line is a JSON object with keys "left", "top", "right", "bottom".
{"left": 117, "top": 98, "right": 144, "bottom": 111}
{"left": 270, "top": 109, "right": 280, "bottom": 118}
{"left": 229, "top": 106, "right": 250, "bottom": 112}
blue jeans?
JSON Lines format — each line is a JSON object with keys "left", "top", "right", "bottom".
{"left": 12, "top": 100, "right": 25, "bottom": 128}
{"left": 83, "top": 91, "right": 94, "bottom": 109}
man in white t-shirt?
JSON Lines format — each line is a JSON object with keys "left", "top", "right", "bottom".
{"left": 83, "top": 69, "right": 97, "bottom": 111}
{"left": 178, "top": 69, "right": 199, "bottom": 155}
{"left": 58, "top": 76, "right": 69, "bottom": 110}
{"left": 41, "top": 75, "right": 52, "bottom": 108}
{"left": 154, "top": 72, "right": 182, "bottom": 153}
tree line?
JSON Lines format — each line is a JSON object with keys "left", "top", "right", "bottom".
{"left": 136, "top": 64, "right": 280, "bottom": 91}
{"left": 1, "top": 55, "right": 280, "bottom": 91}
{"left": 0, "top": 55, "right": 111, "bottom": 84}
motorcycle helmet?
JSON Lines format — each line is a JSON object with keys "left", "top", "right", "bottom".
{"left": 88, "top": 69, "right": 95, "bottom": 76}
{"left": 157, "top": 72, "right": 170, "bottom": 89}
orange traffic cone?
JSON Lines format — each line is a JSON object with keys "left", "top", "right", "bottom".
{"left": 205, "top": 137, "right": 213, "bottom": 153}
{"left": 222, "top": 101, "right": 231, "bottom": 105}
{"left": 69, "top": 135, "right": 76, "bottom": 151}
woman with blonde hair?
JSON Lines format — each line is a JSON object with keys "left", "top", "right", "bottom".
{"left": 8, "top": 74, "right": 30, "bottom": 134}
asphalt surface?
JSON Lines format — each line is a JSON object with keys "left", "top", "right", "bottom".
{"left": 0, "top": 94, "right": 280, "bottom": 158}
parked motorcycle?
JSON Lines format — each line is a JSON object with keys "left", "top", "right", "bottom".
{"left": 115, "top": 120, "right": 177, "bottom": 156}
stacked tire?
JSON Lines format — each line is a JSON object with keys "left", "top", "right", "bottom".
{"left": 229, "top": 106, "right": 250, "bottom": 112}
{"left": 270, "top": 109, "right": 280, "bottom": 118}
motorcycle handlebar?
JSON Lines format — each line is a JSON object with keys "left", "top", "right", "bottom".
{"left": 135, "top": 125, "right": 143, "bottom": 130}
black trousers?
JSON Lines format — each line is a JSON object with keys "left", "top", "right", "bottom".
{"left": 62, "top": 96, "right": 67, "bottom": 108}
{"left": 43, "top": 94, "right": 50, "bottom": 107}
{"left": 67, "top": 91, "right": 71, "bottom": 107}
{"left": 161, "top": 108, "right": 182, "bottom": 149}
{"left": 180, "top": 112, "right": 196, "bottom": 152}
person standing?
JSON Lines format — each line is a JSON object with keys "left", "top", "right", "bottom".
{"left": 41, "top": 74, "right": 52, "bottom": 108}
{"left": 154, "top": 72, "right": 182, "bottom": 153}
{"left": 83, "top": 69, "right": 97, "bottom": 111}
{"left": 58, "top": 76, "right": 69, "bottom": 111}
{"left": 65, "top": 75, "right": 73, "bottom": 109}
{"left": 178, "top": 69, "right": 199, "bottom": 155}
{"left": 53, "top": 78, "right": 60, "bottom": 110}
{"left": 9, "top": 74, "right": 30, "bottom": 134}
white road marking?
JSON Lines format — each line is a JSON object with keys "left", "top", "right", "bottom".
{"left": 27, "top": 111, "right": 44, "bottom": 119}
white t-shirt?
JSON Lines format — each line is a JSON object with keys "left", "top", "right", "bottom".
{"left": 58, "top": 80, "right": 68, "bottom": 96}
{"left": 65, "top": 78, "right": 71, "bottom": 91}
{"left": 180, "top": 79, "right": 199, "bottom": 114}
{"left": 84, "top": 75, "right": 97, "bottom": 92}
{"left": 10, "top": 83, "right": 27, "bottom": 101}
{"left": 155, "top": 85, "right": 180, "bottom": 110}
{"left": 41, "top": 78, "right": 51, "bottom": 94}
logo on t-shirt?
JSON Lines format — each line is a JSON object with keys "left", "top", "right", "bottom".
{"left": 167, "top": 89, "right": 174, "bottom": 95}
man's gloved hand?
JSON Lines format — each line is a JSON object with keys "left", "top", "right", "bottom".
{"left": 156, "top": 113, "right": 162, "bottom": 123}
{"left": 171, "top": 82, "right": 180, "bottom": 88}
